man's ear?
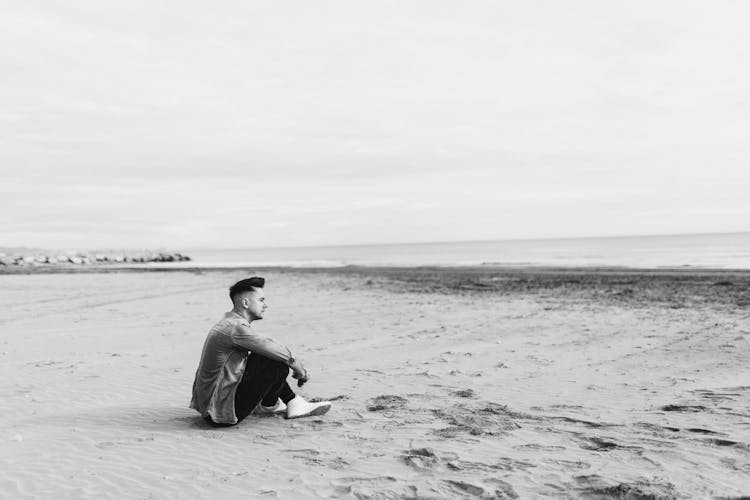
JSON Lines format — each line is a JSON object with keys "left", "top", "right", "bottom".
{"left": 242, "top": 296, "right": 249, "bottom": 308}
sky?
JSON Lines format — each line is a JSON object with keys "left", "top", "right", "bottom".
{"left": 1, "top": 1, "right": 749, "bottom": 249}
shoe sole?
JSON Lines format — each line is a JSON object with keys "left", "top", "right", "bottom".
{"left": 285, "top": 403, "right": 332, "bottom": 419}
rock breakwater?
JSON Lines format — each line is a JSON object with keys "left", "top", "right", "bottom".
{"left": 0, "top": 251, "right": 191, "bottom": 267}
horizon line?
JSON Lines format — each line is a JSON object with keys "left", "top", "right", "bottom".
{"left": 182, "top": 229, "right": 750, "bottom": 251}
{"left": 2, "top": 230, "right": 749, "bottom": 254}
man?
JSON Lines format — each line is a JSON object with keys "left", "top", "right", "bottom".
{"left": 190, "top": 277, "right": 331, "bottom": 426}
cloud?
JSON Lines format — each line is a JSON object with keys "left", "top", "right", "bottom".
{"left": 1, "top": 1, "right": 749, "bottom": 247}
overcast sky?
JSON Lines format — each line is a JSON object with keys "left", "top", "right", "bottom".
{"left": 1, "top": 1, "right": 749, "bottom": 249}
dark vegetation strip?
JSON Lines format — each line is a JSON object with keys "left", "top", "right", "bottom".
{"left": 2, "top": 265, "right": 749, "bottom": 307}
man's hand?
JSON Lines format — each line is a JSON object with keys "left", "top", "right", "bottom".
{"left": 295, "top": 371, "right": 309, "bottom": 388}
{"left": 290, "top": 360, "right": 309, "bottom": 387}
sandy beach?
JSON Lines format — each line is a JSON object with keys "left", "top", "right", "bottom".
{"left": 1, "top": 267, "right": 749, "bottom": 499}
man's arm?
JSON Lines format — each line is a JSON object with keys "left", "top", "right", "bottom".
{"left": 231, "top": 325, "right": 307, "bottom": 382}
{"left": 231, "top": 324, "right": 295, "bottom": 365}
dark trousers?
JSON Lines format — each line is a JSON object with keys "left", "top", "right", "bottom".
{"left": 206, "top": 353, "right": 296, "bottom": 427}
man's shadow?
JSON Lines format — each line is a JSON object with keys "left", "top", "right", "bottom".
{"left": 47, "top": 405, "right": 223, "bottom": 432}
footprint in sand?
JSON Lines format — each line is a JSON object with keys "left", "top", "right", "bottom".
{"left": 399, "top": 444, "right": 527, "bottom": 499}
{"left": 450, "top": 388, "right": 477, "bottom": 398}
{"left": 302, "top": 419, "right": 344, "bottom": 431}
{"left": 366, "top": 395, "right": 408, "bottom": 411}
{"left": 685, "top": 428, "right": 722, "bottom": 435}
{"left": 447, "top": 457, "right": 536, "bottom": 473}
{"left": 445, "top": 480, "right": 486, "bottom": 497}
{"left": 660, "top": 404, "right": 708, "bottom": 412}
{"left": 487, "top": 479, "right": 520, "bottom": 499}
{"left": 444, "top": 479, "right": 519, "bottom": 499}
{"left": 328, "top": 477, "right": 413, "bottom": 500}
{"left": 401, "top": 447, "right": 458, "bottom": 471}
{"left": 575, "top": 436, "right": 624, "bottom": 452}
{"left": 572, "top": 474, "right": 677, "bottom": 499}
{"left": 702, "top": 438, "right": 749, "bottom": 449}
{"left": 432, "top": 403, "right": 527, "bottom": 437}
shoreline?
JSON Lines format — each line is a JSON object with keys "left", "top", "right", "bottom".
{"left": 3, "top": 262, "right": 750, "bottom": 275}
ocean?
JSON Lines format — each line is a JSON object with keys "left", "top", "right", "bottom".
{"left": 182, "top": 232, "right": 750, "bottom": 269}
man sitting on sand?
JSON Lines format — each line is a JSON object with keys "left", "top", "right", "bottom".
{"left": 190, "top": 277, "right": 331, "bottom": 426}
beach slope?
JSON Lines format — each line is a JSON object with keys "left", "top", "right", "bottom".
{"left": 1, "top": 268, "right": 748, "bottom": 498}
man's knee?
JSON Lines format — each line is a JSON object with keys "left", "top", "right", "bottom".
{"left": 269, "top": 359, "right": 290, "bottom": 379}
{"left": 249, "top": 353, "right": 289, "bottom": 378}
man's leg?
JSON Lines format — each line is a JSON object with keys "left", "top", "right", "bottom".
{"left": 261, "top": 380, "right": 296, "bottom": 407}
{"left": 234, "top": 353, "right": 295, "bottom": 423}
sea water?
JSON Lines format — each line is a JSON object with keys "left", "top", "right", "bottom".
{"left": 183, "top": 232, "right": 750, "bottom": 269}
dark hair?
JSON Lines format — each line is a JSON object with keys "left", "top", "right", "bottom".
{"left": 229, "top": 277, "right": 265, "bottom": 301}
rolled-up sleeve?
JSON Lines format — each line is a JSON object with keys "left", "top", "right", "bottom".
{"left": 231, "top": 325, "right": 294, "bottom": 365}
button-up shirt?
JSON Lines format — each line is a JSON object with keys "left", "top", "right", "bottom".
{"left": 190, "top": 311, "right": 294, "bottom": 424}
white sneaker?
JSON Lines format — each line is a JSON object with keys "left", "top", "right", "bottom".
{"left": 285, "top": 396, "right": 332, "bottom": 419}
{"left": 252, "top": 398, "right": 287, "bottom": 415}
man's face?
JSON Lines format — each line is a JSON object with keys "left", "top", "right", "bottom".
{"left": 244, "top": 288, "right": 267, "bottom": 320}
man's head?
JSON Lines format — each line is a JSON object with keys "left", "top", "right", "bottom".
{"left": 229, "top": 277, "right": 267, "bottom": 320}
